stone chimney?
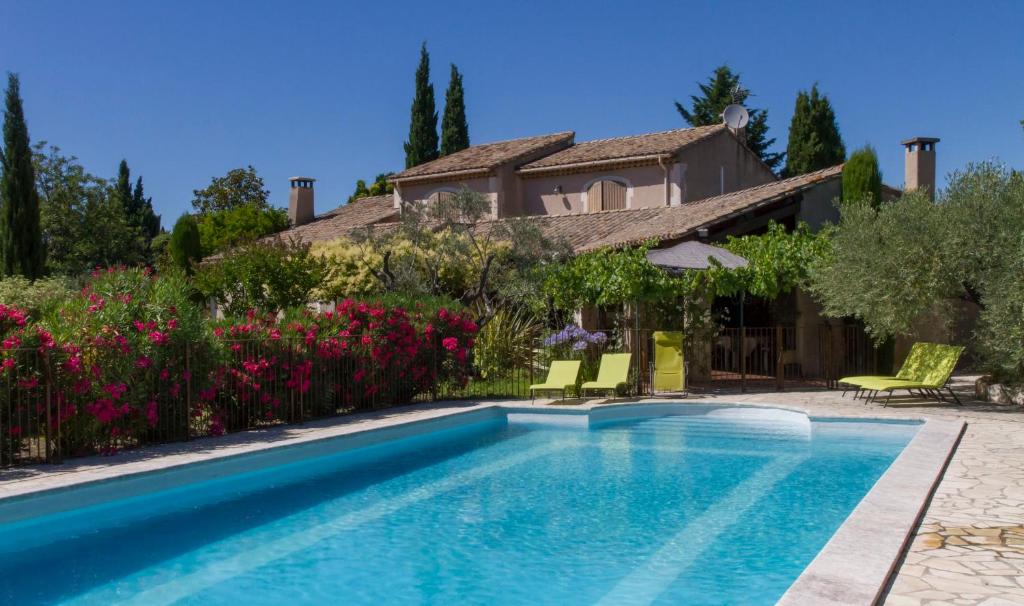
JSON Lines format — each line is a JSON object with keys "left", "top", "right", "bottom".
{"left": 288, "top": 176, "right": 315, "bottom": 226}
{"left": 901, "top": 137, "right": 939, "bottom": 199}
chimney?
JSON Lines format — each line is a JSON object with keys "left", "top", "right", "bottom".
{"left": 288, "top": 176, "right": 315, "bottom": 226}
{"left": 901, "top": 137, "right": 939, "bottom": 200}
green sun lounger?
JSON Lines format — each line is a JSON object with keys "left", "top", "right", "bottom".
{"left": 855, "top": 344, "right": 964, "bottom": 406}
{"left": 530, "top": 360, "right": 581, "bottom": 402}
{"left": 580, "top": 353, "right": 632, "bottom": 397}
{"left": 652, "top": 331, "right": 685, "bottom": 395}
{"left": 839, "top": 342, "right": 929, "bottom": 394}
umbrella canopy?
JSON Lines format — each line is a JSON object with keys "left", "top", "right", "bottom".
{"left": 646, "top": 240, "right": 748, "bottom": 271}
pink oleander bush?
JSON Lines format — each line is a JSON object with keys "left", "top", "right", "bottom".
{"left": 0, "top": 268, "right": 477, "bottom": 462}
{"left": 201, "top": 300, "right": 477, "bottom": 433}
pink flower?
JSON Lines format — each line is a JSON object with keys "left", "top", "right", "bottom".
{"left": 145, "top": 400, "right": 158, "bottom": 427}
{"left": 17, "top": 376, "right": 39, "bottom": 390}
{"left": 442, "top": 337, "right": 459, "bottom": 352}
{"left": 148, "top": 331, "right": 168, "bottom": 346}
{"left": 135, "top": 356, "right": 152, "bottom": 369}
{"left": 213, "top": 327, "right": 224, "bottom": 338}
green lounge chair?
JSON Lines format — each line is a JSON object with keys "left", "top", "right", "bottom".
{"left": 580, "top": 353, "right": 632, "bottom": 398}
{"left": 857, "top": 344, "right": 964, "bottom": 406}
{"left": 839, "top": 342, "right": 930, "bottom": 396}
{"left": 652, "top": 331, "right": 685, "bottom": 395}
{"left": 530, "top": 360, "right": 581, "bottom": 402}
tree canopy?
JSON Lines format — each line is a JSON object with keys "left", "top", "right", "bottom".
{"left": 675, "top": 65, "right": 783, "bottom": 171}
{"left": 347, "top": 187, "right": 565, "bottom": 325}
{"left": 348, "top": 173, "right": 394, "bottom": 203}
{"left": 33, "top": 143, "right": 149, "bottom": 274}
{"left": 809, "top": 162, "right": 1024, "bottom": 381}
{"left": 440, "top": 64, "right": 469, "bottom": 156}
{"left": 195, "top": 203, "right": 289, "bottom": 256}
{"left": 783, "top": 84, "right": 845, "bottom": 177}
{"left": 404, "top": 43, "right": 439, "bottom": 168}
{"left": 842, "top": 145, "right": 883, "bottom": 205}
{"left": 0, "top": 73, "right": 44, "bottom": 278}
{"left": 191, "top": 165, "right": 270, "bottom": 214}
{"left": 169, "top": 213, "right": 202, "bottom": 276}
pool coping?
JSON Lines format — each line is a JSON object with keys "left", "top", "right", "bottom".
{"left": 0, "top": 398, "right": 965, "bottom": 606}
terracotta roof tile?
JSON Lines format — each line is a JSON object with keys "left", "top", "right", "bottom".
{"left": 267, "top": 194, "right": 398, "bottom": 245}
{"left": 268, "top": 165, "right": 843, "bottom": 253}
{"left": 476, "top": 164, "right": 844, "bottom": 251}
{"left": 391, "top": 131, "right": 574, "bottom": 182}
{"left": 518, "top": 124, "right": 726, "bottom": 173}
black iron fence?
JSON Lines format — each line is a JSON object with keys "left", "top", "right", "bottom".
{"left": 0, "top": 338, "right": 538, "bottom": 467}
{"left": 1, "top": 324, "right": 879, "bottom": 467}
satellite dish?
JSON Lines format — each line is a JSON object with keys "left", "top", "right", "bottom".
{"left": 722, "top": 104, "right": 749, "bottom": 129}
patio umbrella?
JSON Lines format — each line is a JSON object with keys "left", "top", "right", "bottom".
{"left": 645, "top": 240, "right": 748, "bottom": 271}
{"left": 646, "top": 240, "right": 751, "bottom": 380}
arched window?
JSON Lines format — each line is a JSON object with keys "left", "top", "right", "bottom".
{"left": 427, "top": 190, "right": 456, "bottom": 205}
{"left": 587, "top": 179, "right": 627, "bottom": 211}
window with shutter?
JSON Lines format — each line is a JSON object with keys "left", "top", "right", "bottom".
{"left": 586, "top": 179, "right": 627, "bottom": 211}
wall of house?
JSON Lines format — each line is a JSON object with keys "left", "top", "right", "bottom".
{"left": 676, "top": 129, "right": 776, "bottom": 203}
{"left": 797, "top": 179, "right": 842, "bottom": 230}
{"left": 394, "top": 176, "right": 499, "bottom": 217}
{"left": 520, "top": 164, "right": 670, "bottom": 215}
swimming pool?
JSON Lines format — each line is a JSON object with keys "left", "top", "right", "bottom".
{"left": 0, "top": 405, "right": 920, "bottom": 605}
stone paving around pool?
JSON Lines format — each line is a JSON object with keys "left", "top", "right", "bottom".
{"left": 678, "top": 377, "right": 1024, "bottom": 606}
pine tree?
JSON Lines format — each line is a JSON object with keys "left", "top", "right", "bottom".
{"left": 440, "top": 64, "right": 469, "bottom": 156}
{"left": 674, "top": 65, "right": 783, "bottom": 171}
{"left": 783, "top": 84, "right": 845, "bottom": 177}
{"left": 169, "top": 213, "right": 202, "bottom": 275}
{"left": 404, "top": 43, "right": 439, "bottom": 168}
{"left": 0, "top": 73, "right": 44, "bottom": 278}
{"left": 842, "top": 145, "right": 883, "bottom": 207}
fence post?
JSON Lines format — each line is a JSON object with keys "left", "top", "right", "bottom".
{"left": 740, "top": 327, "right": 747, "bottom": 393}
{"left": 185, "top": 344, "right": 192, "bottom": 440}
{"left": 44, "top": 350, "right": 53, "bottom": 463}
{"left": 775, "top": 326, "right": 784, "bottom": 392}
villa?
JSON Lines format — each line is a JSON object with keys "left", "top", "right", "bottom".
{"left": 271, "top": 126, "right": 940, "bottom": 385}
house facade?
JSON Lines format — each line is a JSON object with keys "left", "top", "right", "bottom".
{"left": 387, "top": 124, "right": 776, "bottom": 220}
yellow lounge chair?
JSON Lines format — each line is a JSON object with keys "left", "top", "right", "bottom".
{"left": 839, "top": 342, "right": 929, "bottom": 396}
{"left": 857, "top": 344, "right": 964, "bottom": 406}
{"left": 652, "top": 331, "right": 685, "bottom": 395}
{"left": 580, "top": 353, "right": 632, "bottom": 398}
{"left": 530, "top": 360, "right": 581, "bottom": 402}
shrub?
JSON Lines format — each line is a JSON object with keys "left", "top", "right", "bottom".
{"left": 195, "top": 239, "right": 333, "bottom": 315}
{"left": 1, "top": 267, "right": 211, "bottom": 458}
{"left": 0, "top": 275, "right": 73, "bottom": 317}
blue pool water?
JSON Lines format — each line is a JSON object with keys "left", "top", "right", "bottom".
{"left": 0, "top": 405, "right": 918, "bottom": 605}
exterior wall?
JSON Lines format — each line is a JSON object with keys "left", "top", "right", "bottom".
{"left": 797, "top": 179, "right": 842, "bottom": 230}
{"left": 394, "top": 176, "right": 498, "bottom": 218}
{"left": 676, "top": 129, "right": 776, "bottom": 203}
{"left": 520, "top": 164, "right": 669, "bottom": 215}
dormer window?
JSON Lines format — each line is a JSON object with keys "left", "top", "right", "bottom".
{"left": 587, "top": 179, "right": 627, "bottom": 211}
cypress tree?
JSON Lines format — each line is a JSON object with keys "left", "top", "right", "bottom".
{"left": 783, "top": 84, "right": 845, "bottom": 177}
{"left": 404, "top": 43, "right": 439, "bottom": 168}
{"left": 0, "top": 73, "right": 44, "bottom": 278}
{"left": 169, "top": 213, "right": 202, "bottom": 275}
{"left": 675, "top": 65, "right": 783, "bottom": 171}
{"left": 842, "top": 145, "right": 883, "bottom": 207}
{"left": 132, "top": 176, "right": 161, "bottom": 239}
{"left": 440, "top": 64, "right": 469, "bottom": 156}
{"left": 114, "top": 159, "right": 134, "bottom": 216}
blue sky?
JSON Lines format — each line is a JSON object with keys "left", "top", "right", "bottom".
{"left": 2, "top": 0, "right": 1022, "bottom": 224}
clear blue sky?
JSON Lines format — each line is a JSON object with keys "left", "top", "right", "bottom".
{"left": 2, "top": 0, "right": 1021, "bottom": 224}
